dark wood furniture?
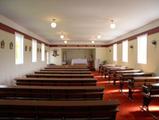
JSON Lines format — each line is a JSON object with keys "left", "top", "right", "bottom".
{"left": 104, "top": 67, "right": 133, "bottom": 84}
{"left": 0, "top": 85, "right": 104, "bottom": 100}
{"left": 142, "top": 82, "right": 159, "bottom": 111}
{"left": 128, "top": 76, "right": 159, "bottom": 100}
{"left": 15, "top": 77, "right": 96, "bottom": 86}
{"left": 35, "top": 70, "right": 91, "bottom": 74}
{"left": 0, "top": 99, "right": 119, "bottom": 120}
{"left": 114, "top": 69, "right": 142, "bottom": 85}
{"left": 26, "top": 73, "right": 93, "bottom": 78}
{"left": 45, "top": 66, "right": 88, "bottom": 69}
{"left": 41, "top": 68, "right": 90, "bottom": 71}
{"left": 119, "top": 72, "right": 153, "bottom": 99}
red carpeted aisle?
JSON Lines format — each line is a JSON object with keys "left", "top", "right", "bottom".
{"left": 92, "top": 71, "right": 159, "bottom": 120}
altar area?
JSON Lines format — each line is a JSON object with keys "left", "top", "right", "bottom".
{"left": 71, "top": 58, "right": 88, "bottom": 65}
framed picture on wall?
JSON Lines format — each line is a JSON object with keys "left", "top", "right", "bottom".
{"left": 52, "top": 49, "right": 59, "bottom": 57}
{"left": 29, "top": 46, "right": 32, "bottom": 52}
{"left": 9, "top": 42, "right": 13, "bottom": 49}
{"left": 25, "top": 45, "right": 28, "bottom": 51}
{"left": 1, "top": 40, "right": 5, "bottom": 49}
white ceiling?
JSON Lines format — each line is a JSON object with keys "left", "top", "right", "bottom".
{"left": 0, "top": 0, "right": 159, "bottom": 44}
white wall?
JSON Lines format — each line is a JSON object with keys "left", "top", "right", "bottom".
{"left": 49, "top": 48, "right": 62, "bottom": 65}
{"left": 105, "top": 32, "right": 159, "bottom": 75}
{"left": 62, "top": 49, "right": 94, "bottom": 64}
{"left": 0, "top": 30, "right": 48, "bottom": 85}
{"left": 95, "top": 48, "right": 107, "bottom": 70}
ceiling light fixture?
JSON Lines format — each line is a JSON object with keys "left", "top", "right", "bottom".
{"left": 110, "top": 20, "right": 116, "bottom": 29}
{"left": 51, "top": 19, "right": 57, "bottom": 28}
{"left": 60, "top": 34, "right": 64, "bottom": 39}
{"left": 97, "top": 35, "right": 101, "bottom": 39}
{"left": 91, "top": 41, "right": 95, "bottom": 44}
{"left": 64, "top": 40, "right": 67, "bottom": 44}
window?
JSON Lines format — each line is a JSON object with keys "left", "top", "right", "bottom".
{"left": 122, "top": 40, "right": 128, "bottom": 62}
{"left": 46, "top": 52, "right": 49, "bottom": 64}
{"left": 15, "top": 32, "right": 24, "bottom": 64}
{"left": 32, "top": 39, "right": 37, "bottom": 62}
{"left": 41, "top": 43, "right": 45, "bottom": 61}
{"left": 137, "top": 34, "right": 147, "bottom": 64}
{"left": 113, "top": 44, "right": 117, "bottom": 61}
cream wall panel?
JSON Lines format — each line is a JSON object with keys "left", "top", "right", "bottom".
{"left": 137, "top": 33, "right": 159, "bottom": 74}
{"left": 49, "top": 48, "right": 62, "bottom": 65}
{"left": 62, "top": 49, "right": 94, "bottom": 64}
{"left": 127, "top": 40, "right": 137, "bottom": 68}
{"left": 108, "top": 32, "right": 159, "bottom": 75}
{"left": 95, "top": 48, "right": 107, "bottom": 69}
{"left": 117, "top": 44, "right": 122, "bottom": 65}
{"left": 0, "top": 30, "right": 47, "bottom": 85}
{"left": 106, "top": 47, "right": 113, "bottom": 64}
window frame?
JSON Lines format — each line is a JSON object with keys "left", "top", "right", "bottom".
{"left": 15, "top": 32, "right": 24, "bottom": 65}
{"left": 113, "top": 43, "right": 117, "bottom": 62}
{"left": 41, "top": 43, "right": 45, "bottom": 61}
{"left": 137, "top": 34, "right": 148, "bottom": 64}
{"left": 32, "top": 39, "right": 37, "bottom": 63}
{"left": 122, "top": 40, "right": 128, "bottom": 62}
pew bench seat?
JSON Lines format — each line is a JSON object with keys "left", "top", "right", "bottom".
{"left": 15, "top": 77, "right": 97, "bottom": 86}
{"left": 35, "top": 71, "right": 91, "bottom": 74}
{"left": 0, "top": 99, "right": 119, "bottom": 120}
{"left": 142, "top": 83, "right": 159, "bottom": 111}
{"left": 0, "top": 86, "right": 104, "bottom": 100}
{"left": 26, "top": 73, "right": 93, "bottom": 78}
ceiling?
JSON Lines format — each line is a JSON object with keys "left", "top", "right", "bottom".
{"left": 0, "top": 0, "right": 159, "bottom": 44}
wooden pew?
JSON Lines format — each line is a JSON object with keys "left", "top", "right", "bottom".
{"left": 104, "top": 67, "right": 133, "bottom": 83}
{"left": 114, "top": 69, "right": 142, "bottom": 85}
{"left": 46, "top": 65, "right": 88, "bottom": 69}
{"left": 129, "top": 77, "right": 159, "bottom": 100}
{"left": 0, "top": 99, "right": 119, "bottom": 120}
{"left": 26, "top": 73, "right": 93, "bottom": 78}
{"left": 119, "top": 72, "right": 153, "bottom": 99}
{"left": 40, "top": 68, "right": 90, "bottom": 71}
{"left": 142, "top": 83, "right": 159, "bottom": 111}
{"left": 45, "top": 66, "right": 88, "bottom": 69}
{"left": 35, "top": 70, "right": 91, "bottom": 74}
{"left": 99, "top": 64, "right": 117, "bottom": 76}
{"left": 0, "top": 85, "right": 104, "bottom": 100}
{"left": 15, "top": 77, "right": 97, "bottom": 86}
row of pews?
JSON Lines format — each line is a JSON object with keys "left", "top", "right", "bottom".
{"left": 0, "top": 65, "right": 120, "bottom": 120}
{"left": 99, "top": 64, "right": 159, "bottom": 111}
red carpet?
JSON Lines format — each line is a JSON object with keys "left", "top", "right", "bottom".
{"left": 92, "top": 71, "right": 159, "bottom": 120}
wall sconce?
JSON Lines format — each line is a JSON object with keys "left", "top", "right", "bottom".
{"left": 130, "top": 45, "right": 133, "bottom": 49}
{"left": 152, "top": 40, "right": 157, "bottom": 46}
